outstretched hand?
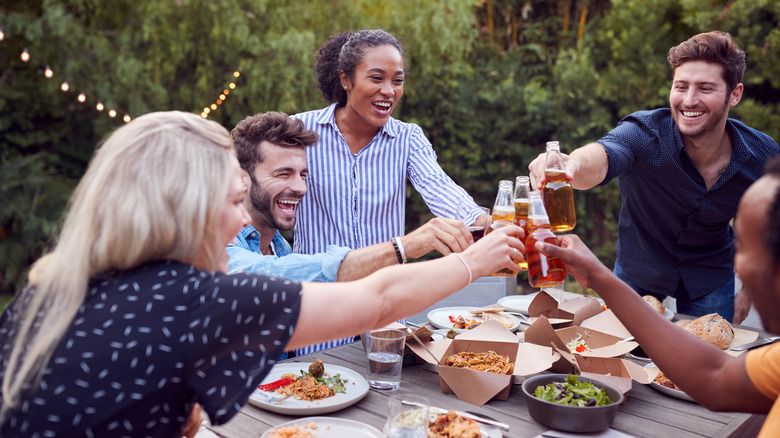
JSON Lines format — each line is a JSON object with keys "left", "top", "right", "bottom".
{"left": 533, "top": 234, "right": 610, "bottom": 290}
{"left": 460, "top": 224, "right": 525, "bottom": 279}
{"left": 527, "top": 152, "right": 577, "bottom": 190}
{"left": 403, "top": 217, "right": 473, "bottom": 258}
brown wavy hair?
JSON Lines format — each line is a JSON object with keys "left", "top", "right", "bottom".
{"left": 667, "top": 30, "right": 746, "bottom": 94}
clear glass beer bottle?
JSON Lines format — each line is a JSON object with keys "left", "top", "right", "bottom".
{"left": 488, "top": 180, "right": 517, "bottom": 277}
{"left": 542, "top": 141, "right": 576, "bottom": 232}
{"left": 526, "top": 191, "right": 567, "bottom": 287}
{"left": 513, "top": 176, "right": 530, "bottom": 270}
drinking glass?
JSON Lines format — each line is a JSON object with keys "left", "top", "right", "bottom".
{"left": 366, "top": 329, "right": 405, "bottom": 390}
{"left": 385, "top": 395, "right": 430, "bottom": 438}
{"left": 458, "top": 203, "right": 491, "bottom": 242}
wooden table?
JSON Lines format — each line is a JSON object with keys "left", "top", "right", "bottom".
{"left": 207, "top": 338, "right": 767, "bottom": 438}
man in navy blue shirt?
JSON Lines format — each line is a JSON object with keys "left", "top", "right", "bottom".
{"left": 529, "top": 31, "right": 779, "bottom": 323}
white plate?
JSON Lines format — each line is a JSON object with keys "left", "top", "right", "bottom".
{"left": 392, "top": 411, "right": 502, "bottom": 438}
{"left": 249, "top": 363, "right": 369, "bottom": 415}
{"left": 497, "top": 293, "right": 538, "bottom": 315}
{"left": 645, "top": 363, "right": 695, "bottom": 403}
{"left": 427, "top": 306, "right": 522, "bottom": 332}
{"left": 261, "top": 417, "right": 383, "bottom": 438}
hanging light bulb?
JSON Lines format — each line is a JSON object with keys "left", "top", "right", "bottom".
{"left": 108, "top": 109, "right": 117, "bottom": 118}
{"left": 216, "top": 99, "right": 222, "bottom": 105}
{"left": 223, "top": 89, "right": 229, "bottom": 95}
{"left": 96, "top": 101, "right": 104, "bottom": 111}
{"left": 219, "top": 94, "right": 226, "bottom": 100}
{"left": 60, "top": 81, "right": 69, "bottom": 92}
{"left": 44, "top": 65, "right": 53, "bottom": 78}
{"left": 77, "top": 92, "right": 86, "bottom": 102}
{"left": 0, "top": 28, "right": 5, "bottom": 41}
{"left": 123, "top": 114, "right": 131, "bottom": 123}
{"left": 201, "top": 112, "right": 208, "bottom": 118}
{"left": 233, "top": 71, "right": 240, "bottom": 78}
{"left": 210, "top": 104, "right": 217, "bottom": 110}
{"left": 203, "top": 107, "right": 210, "bottom": 114}
{"left": 229, "top": 82, "right": 236, "bottom": 89}
{"left": 20, "top": 48, "right": 30, "bottom": 62}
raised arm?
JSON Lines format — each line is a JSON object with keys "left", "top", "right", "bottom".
{"left": 528, "top": 142, "right": 609, "bottom": 191}
{"left": 535, "top": 235, "right": 772, "bottom": 414}
{"left": 286, "top": 225, "right": 525, "bottom": 350}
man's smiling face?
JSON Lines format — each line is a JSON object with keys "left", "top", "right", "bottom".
{"left": 246, "top": 141, "right": 307, "bottom": 232}
{"left": 669, "top": 60, "right": 737, "bottom": 139}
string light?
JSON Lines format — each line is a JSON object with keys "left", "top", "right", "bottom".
{"left": 21, "top": 48, "right": 30, "bottom": 62}
{"left": 203, "top": 107, "right": 210, "bottom": 114}
{"left": 108, "top": 109, "right": 117, "bottom": 118}
{"left": 229, "top": 83, "right": 236, "bottom": 89}
{"left": 210, "top": 104, "right": 217, "bottom": 110}
{"left": 0, "top": 27, "right": 4, "bottom": 41}
{"left": 96, "top": 101, "right": 104, "bottom": 111}
{"left": 201, "top": 112, "right": 208, "bottom": 118}
{"left": 60, "top": 81, "right": 69, "bottom": 92}
{"left": 123, "top": 114, "right": 131, "bottom": 123}
{"left": 44, "top": 65, "right": 53, "bottom": 78}
{"left": 78, "top": 92, "right": 86, "bottom": 102}
{"left": 233, "top": 71, "right": 240, "bottom": 78}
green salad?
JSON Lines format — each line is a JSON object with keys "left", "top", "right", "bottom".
{"left": 534, "top": 374, "right": 613, "bottom": 407}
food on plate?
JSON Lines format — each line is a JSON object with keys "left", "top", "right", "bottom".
{"left": 533, "top": 374, "right": 613, "bottom": 407}
{"left": 259, "top": 360, "right": 347, "bottom": 402}
{"left": 681, "top": 313, "right": 734, "bottom": 349}
{"left": 653, "top": 370, "right": 683, "bottom": 391}
{"left": 445, "top": 350, "right": 514, "bottom": 375}
{"left": 468, "top": 307, "right": 505, "bottom": 315}
{"left": 642, "top": 295, "right": 665, "bottom": 314}
{"left": 445, "top": 329, "right": 459, "bottom": 339}
{"left": 480, "top": 311, "right": 514, "bottom": 329}
{"left": 267, "top": 421, "right": 320, "bottom": 438}
{"left": 308, "top": 358, "right": 325, "bottom": 378}
{"left": 449, "top": 315, "right": 481, "bottom": 330}
{"left": 428, "top": 411, "right": 481, "bottom": 438}
{"left": 565, "top": 334, "right": 591, "bottom": 353}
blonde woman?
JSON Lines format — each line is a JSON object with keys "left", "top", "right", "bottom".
{"left": 0, "top": 111, "right": 524, "bottom": 437}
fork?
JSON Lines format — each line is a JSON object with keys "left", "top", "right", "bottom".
{"left": 254, "top": 390, "right": 285, "bottom": 404}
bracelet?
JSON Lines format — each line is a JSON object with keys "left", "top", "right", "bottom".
{"left": 451, "top": 253, "right": 473, "bottom": 285}
{"left": 390, "top": 237, "right": 405, "bottom": 264}
{"left": 394, "top": 236, "right": 407, "bottom": 263}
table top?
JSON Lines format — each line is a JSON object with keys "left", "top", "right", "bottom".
{"left": 207, "top": 333, "right": 767, "bottom": 438}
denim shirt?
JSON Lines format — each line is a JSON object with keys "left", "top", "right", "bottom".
{"left": 227, "top": 225, "right": 350, "bottom": 282}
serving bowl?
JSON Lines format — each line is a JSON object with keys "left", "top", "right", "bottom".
{"left": 521, "top": 374, "right": 624, "bottom": 433}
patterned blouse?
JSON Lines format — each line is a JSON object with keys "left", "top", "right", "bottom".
{"left": 0, "top": 260, "right": 301, "bottom": 438}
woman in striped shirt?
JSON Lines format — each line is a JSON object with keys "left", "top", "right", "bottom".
{"left": 294, "top": 29, "right": 486, "bottom": 256}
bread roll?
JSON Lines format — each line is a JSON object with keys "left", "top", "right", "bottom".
{"left": 683, "top": 313, "right": 734, "bottom": 350}
{"left": 642, "top": 295, "right": 665, "bottom": 314}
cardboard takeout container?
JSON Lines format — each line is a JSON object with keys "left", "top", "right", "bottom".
{"left": 407, "top": 320, "right": 558, "bottom": 406}
{"left": 527, "top": 290, "right": 604, "bottom": 326}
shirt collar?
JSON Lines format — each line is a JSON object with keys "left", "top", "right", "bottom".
{"left": 316, "top": 103, "right": 398, "bottom": 139}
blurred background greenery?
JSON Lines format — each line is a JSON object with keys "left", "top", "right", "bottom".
{"left": 1, "top": 0, "right": 778, "bottom": 299}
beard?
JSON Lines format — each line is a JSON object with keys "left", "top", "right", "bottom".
{"left": 672, "top": 95, "right": 730, "bottom": 139}
{"left": 247, "top": 183, "right": 299, "bottom": 232}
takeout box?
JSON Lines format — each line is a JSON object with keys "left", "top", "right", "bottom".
{"left": 407, "top": 320, "right": 559, "bottom": 406}
{"left": 527, "top": 290, "right": 604, "bottom": 326}
{"left": 524, "top": 316, "right": 654, "bottom": 393}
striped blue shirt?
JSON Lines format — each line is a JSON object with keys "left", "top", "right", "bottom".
{"left": 292, "top": 103, "right": 481, "bottom": 254}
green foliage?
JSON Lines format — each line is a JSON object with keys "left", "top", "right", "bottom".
{"left": 1, "top": 0, "right": 778, "bottom": 297}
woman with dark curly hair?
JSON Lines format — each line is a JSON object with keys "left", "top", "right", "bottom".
{"left": 293, "top": 29, "right": 487, "bottom": 258}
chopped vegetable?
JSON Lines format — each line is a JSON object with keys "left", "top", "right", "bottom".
{"left": 533, "top": 374, "right": 613, "bottom": 407}
{"left": 258, "top": 377, "right": 296, "bottom": 392}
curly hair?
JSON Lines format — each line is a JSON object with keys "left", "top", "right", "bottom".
{"left": 314, "top": 29, "right": 405, "bottom": 107}
{"left": 231, "top": 111, "right": 319, "bottom": 176}
{"left": 765, "top": 156, "right": 780, "bottom": 268}
{"left": 667, "top": 31, "right": 746, "bottom": 94}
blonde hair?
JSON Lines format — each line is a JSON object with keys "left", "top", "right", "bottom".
{"left": 1, "top": 111, "right": 235, "bottom": 421}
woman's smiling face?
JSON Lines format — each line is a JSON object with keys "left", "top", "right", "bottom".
{"left": 340, "top": 44, "right": 405, "bottom": 129}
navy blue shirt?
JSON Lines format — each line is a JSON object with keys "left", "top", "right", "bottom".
{"left": 599, "top": 108, "right": 779, "bottom": 299}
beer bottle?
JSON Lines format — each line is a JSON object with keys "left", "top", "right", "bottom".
{"left": 513, "top": 176, "right": 531, "bottom": 270}
{"left": 526, "top": 191, "right": 567, "bottom": 288}
{"left": 542, "top": 141, "right": 576, "bottom": 232}
{"left": 489, "top": 180, "right": 517, "bottom": 277}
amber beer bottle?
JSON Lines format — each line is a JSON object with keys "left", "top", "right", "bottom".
{"left": 513, "top": 176, "right": 531, "bottom": 270}
{"left": 488, "top": 180, "right": 517, "bottom": 277}
{"left": 542, "top": 141, "right": 576, "bottom": 232}
{"left": 526, "top": 191, "right": 566, "bottom": 287}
